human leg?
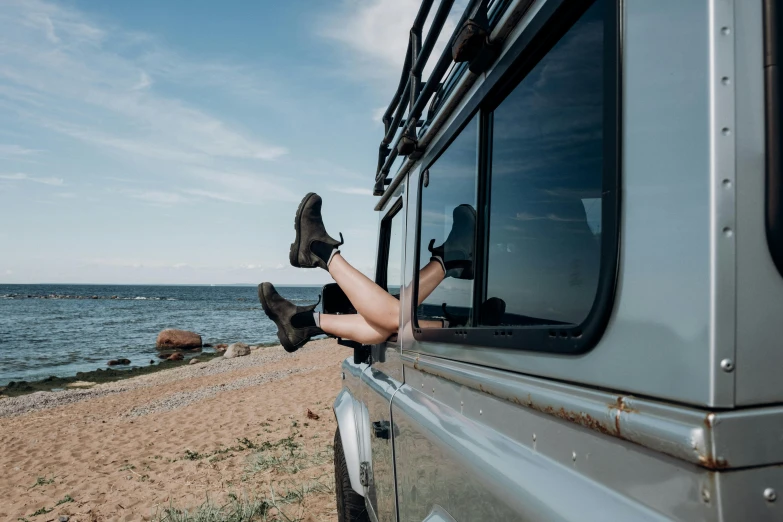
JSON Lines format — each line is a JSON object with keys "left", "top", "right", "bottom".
{"left": 319, "top": 313, "right": 393, "bottom": 345}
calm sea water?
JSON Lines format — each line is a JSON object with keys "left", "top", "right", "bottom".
{"left": 0, "top": 284, "right": 322, "bottom": 386}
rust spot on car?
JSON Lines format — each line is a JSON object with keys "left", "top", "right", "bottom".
{"left": 703, "top": 413, "right": 716, "bottom": 429}
{"left": 699, "top": 454, "right": 729, "bottom": 470}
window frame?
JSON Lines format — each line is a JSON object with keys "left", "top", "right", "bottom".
{"left": 411, "top": 0, "right": 621, "bottom": 355}
{"left": 375, "top": 197, "right": 405, "bottom": 293}
{"left": 764, "top": 0, "right": 783, "bottom": 276}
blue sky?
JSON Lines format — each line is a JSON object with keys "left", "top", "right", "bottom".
{"left": 0, "top": 0, "right": 454, "bottom": 285}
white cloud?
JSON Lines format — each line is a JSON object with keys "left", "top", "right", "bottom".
{"left": 322, "top": 0, "right": 468, "bottom": 89}
{"left": 0, "top": 172, "right": 64, "bottom": 185}
{"left": 372, "top": 106, "right": 386, "bottom": 123}
{"left": 0, "top": 0, "right": 289, "bottom": 173}
{"left": 131, "top": 71, "right": 152, "bottom": 91}
{"left": 0, "top": 144, "right": 41, "bottom": 156}
{"left": 4, "top": 270, "right": 12, "bottom": 275}
{"left": 55, "top": 192, "right": 77, "bottom": 198}
{"left": 130, "top": 190, "right": 188, "bottom": 205}
{"left": 330, "top": 186, "right": 373, "bottom": 196}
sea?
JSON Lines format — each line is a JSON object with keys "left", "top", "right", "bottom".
{"left": 0, "top": 284, "right": 322, "bottom": 386}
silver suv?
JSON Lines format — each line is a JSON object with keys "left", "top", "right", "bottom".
{"left": 327, "top": 0, "right": 783, "bottom": 520}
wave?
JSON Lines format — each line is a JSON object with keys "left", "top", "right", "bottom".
{"left": 0, "top": 294, "right": 176, "bottom": 301}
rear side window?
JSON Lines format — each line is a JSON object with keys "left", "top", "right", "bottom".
{"left": 483, "top": 3, "right": 603, "bottom": 327}
{"left": 413, "top": 0, "right": 619, "bottom": 354}
{"left": 417, "top": 115, "right": 478, "bottom": 326}
{"left": 377, "top": 199, "right": 404, "bottom": 297}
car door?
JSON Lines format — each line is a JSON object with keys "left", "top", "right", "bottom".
{"left": 359, "top": 188, "right": 406, "bottom": 522}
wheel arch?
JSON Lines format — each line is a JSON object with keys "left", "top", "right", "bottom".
{"left": 333, "top": 388, "right": 365, "bottom": 496}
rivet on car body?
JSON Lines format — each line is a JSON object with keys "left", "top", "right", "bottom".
{"left": 720, "top": 358, "right": 734, "bottom": 372}
{"left": 764, "top": 488, "right": 777, "bottom": 502}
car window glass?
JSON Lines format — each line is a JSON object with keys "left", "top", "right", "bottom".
{"left": 483, "top": 1, "right": 604, "bottom": 327}
{"left": 417, "top": 115, "right": 479, "bottom": 327}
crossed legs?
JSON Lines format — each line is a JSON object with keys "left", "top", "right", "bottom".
{"left": 259, "top": 193, "right": 474, "bottom": 351}
{"left": 320, "top": 254, "right": 445, "bottom": 344}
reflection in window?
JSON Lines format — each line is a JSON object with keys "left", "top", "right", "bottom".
{"left": 484, "top": 0, "right": 604, "bottom": 326}
{"left": 385, "top": 207, "right": 403, "bottom": 298}
{"left": 417, "top": 116, "right": 478, "bottom": 327}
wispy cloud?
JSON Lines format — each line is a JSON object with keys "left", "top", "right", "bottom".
{"left": 0, "top": 0, "right": 292, "bottom": 200}
{"left": 330, "top": 186, "right": 373, "bottom": 196}
{"left": 129, "top": 190, "right": 189, "bottom": 206}
{"left": 0, "top": 144, "right": 41, "bottom": 156}
{"left": 0, "top": 172, "right": 63, "bottom": 185}
{"left": 322, "top": 0, "right": 467, "bottom": 90}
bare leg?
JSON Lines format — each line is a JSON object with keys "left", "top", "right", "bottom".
{"left": 329, "top": 254, "right": 445, "bottom": 332}
{"left": 418, "top": 260, "right": 445, "bottom": 305}
{"left": 320, "top": 313, "right": 393, "bottom": 345}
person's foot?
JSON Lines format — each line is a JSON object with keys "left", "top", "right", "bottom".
{"left": 258, "top": 282, "right": 323, "bottom": 353}
{"left": 428, "top": 204, "right": 477, "bottom": 279}
{"left": 290, "top": 193, "right": 343, "bottom": 270}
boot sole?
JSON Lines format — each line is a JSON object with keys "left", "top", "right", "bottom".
{"left": 290, "top": 192, "right": 317, "bottom": 268}
{"left": 257, "top": 283, "right": 298, "bottom": 353}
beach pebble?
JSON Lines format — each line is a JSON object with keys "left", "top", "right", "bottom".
{"left": 224, "top": 342, "right": 250, "bottom": 359}
{"left": 167, "top": 352, "right": 184, "bottom": 361}
{"left": 189, "top": 358, "right": 200, "bottom": 365}
{"left": 214, "top": 343, "right": 228, "bottom": 353}
{"left": 59, "top": 516, "right": 70, "bottom": 522}
{"left": 155, "top": 329, "right": 202, "bottom": 350}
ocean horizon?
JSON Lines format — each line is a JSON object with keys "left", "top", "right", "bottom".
{"left": 0, "top": 283, "right": 323, "bottom": 386}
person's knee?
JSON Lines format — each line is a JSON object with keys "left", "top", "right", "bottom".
{"left": 363, "top": 330, "right": 390, "bottom": 345}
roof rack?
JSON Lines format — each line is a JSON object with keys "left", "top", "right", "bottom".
{"left": 374, "top": 0, "right": 510, "bottom": 196}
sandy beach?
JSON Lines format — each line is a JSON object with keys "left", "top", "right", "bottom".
{"left": 0, "top": 339, "right": 347, "bottom": 522}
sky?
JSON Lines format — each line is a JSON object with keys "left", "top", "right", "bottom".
{"left": 0, "top": 0, "right": 460, "bottom": 285}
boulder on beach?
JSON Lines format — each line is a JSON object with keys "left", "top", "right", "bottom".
{"left": 107, "top": 358, "right": 131, "bottom": 366}
{"left": 224, "top": 342, "right": 250, "bottom": 359}
{"left": 214, "top": 343, "right": 228, "bottom": 352}
{"left": 189, "top": 358, "right": 201, "bottom": 365}
{"left": 167, "top": 352, "right": 184, "bottom": 361}
{"left": 156, "top": 329, "right": 202, "bottom": 350}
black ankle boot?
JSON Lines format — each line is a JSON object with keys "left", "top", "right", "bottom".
{"left": 428, "top": 204, "right": 477, "bottom": 279}
{"left": 289, "top": 193, "right": 343, "bottom": 270}
{"left": 258, "top": 282, "right": 323, "bottom": 353}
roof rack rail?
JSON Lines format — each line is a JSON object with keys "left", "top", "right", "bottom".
{"left": 374, "top": 0, "right": 500, "bottom": 196}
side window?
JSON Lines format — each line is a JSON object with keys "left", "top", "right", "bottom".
{"left": 413, "top": 0, "right": 617, "bottom": 353}
{"left": 378, "top": 200, "right": 404, "bottom": 298}
{"left": 416, "top": 115, "right": 478, "bottom": 327}
{"left": 484, "top": 0, "right": 604, "bottom": 327}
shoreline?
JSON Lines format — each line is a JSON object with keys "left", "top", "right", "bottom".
{"left": 0, "top": 338, "right": 345, "bottom": 521}
{"left": 0, "top": 351, "right": 224, "bottom": 398}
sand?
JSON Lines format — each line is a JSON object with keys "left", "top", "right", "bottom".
{"left": 0, "top": 339, "right": 348, "bottom": 522}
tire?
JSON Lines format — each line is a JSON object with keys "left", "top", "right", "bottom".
{"left": 334, "top": 427, "right": 370, "bottom": 522}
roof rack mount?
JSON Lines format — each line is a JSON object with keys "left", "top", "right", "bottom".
{"left": 374, "top": 0, "right": 492, "bottom": 196}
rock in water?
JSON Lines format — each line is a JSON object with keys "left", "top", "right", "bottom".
{"left": 108, "top": 358, "right": 131, "bottom": 366}
{"left": 214, "top": 343, "right": 228, "bottom": 352}
{"left": 189, "top": 358, "right": 200, "bottom": 365}
{"left": 167, "top": 352, "right": 184, "bottom": 361}
{"left": 223, "top": 342, "right": 250, "bottom": 359}
{"left": 156, "top": 329, "right": 202, "bottom": 350}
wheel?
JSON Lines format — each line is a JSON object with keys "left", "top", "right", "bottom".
{"left": 334, "top": 427, "right": 370, "bottom": 522}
